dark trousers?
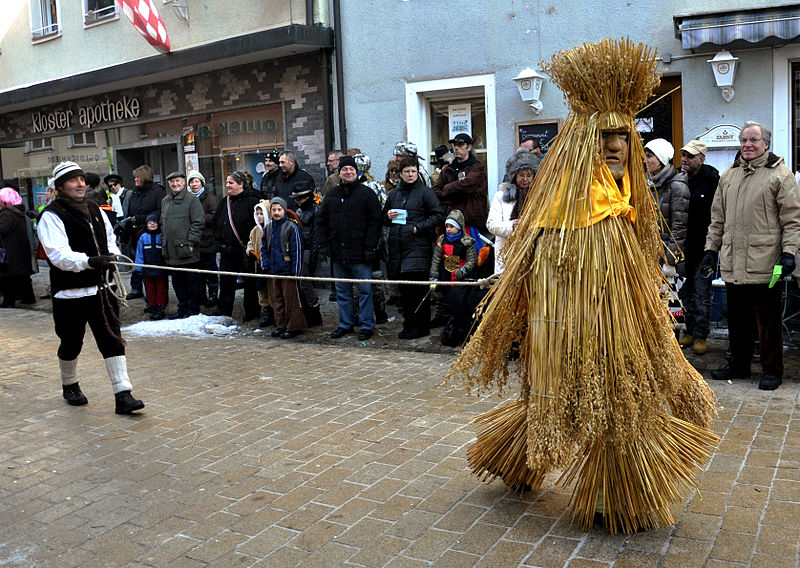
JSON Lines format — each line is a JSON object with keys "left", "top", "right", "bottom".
{"left": 726, "top": 283, "right": 784, "bottom": 377}
{"left": 144, "top": 274, "right": 169, "bottom": 307}
{"left": 199, "top": 252, "right": 219, "bottom": 291}
{"left": 0, "top": 274, "right": 35, "bottom": 305}
{"left": 678, "top": 263, "right": 713, "bottom": 339}
{"left": 171, "top": 262, "right": 202, "bottom": 315}
{"left": 393, "top": 270, "right": 430, "bottom": 334}
{"left": 218, "top": 250, "right": 259, "bottom": 317}
{"left": 52, "top": 293, "right": 124, "bottom": 361}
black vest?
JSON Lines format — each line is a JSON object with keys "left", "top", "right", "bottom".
{"left": 45, "top": 200, "right": 110, "bottom": 293}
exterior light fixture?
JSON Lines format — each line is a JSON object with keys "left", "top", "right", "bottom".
{"left": 708, "top": 50, "right": 738, "bottom": 103}
{"left": 512, "top": 68, "right": 546, "bottom": 114}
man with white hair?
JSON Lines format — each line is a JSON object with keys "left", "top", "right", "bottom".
{"left": 37, "top": 161, "right": 145, "bottom": 414}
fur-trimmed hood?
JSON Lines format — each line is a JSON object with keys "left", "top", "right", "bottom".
{"left": 505, "top": 149, "right": 541, "bottom": 181}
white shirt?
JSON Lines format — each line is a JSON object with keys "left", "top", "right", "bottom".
{"left": 109, "top": 189, "right": 125, "bottom": 217}
{"left": 37, "top": 207, "right": 120, "bottom": 299}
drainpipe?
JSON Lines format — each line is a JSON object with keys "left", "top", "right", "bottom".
{"left": 332, "top": 0, "right": 347, "bottom": 149}
{"left": 321, "top": 49, "right": 333, "bottom": 156}
{"left": 306, "top": 0, "right": 314, "bottom": 25}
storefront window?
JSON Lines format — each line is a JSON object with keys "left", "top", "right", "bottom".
{"left": 428, "top": 96, "right": 487, "bottom": 170}
{"left": 792, "top": 62, "right": 800, "bottom": 172}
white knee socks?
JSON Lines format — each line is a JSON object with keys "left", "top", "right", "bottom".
{"left": 59, "top": 358, "right": 79, "bottom": 386}
{"left": 104, "top": 356, "right": 133, "bottom": 394}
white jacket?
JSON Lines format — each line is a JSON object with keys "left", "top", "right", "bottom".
{"left": 486, "top": 184, "right": 516, "bottom": 273}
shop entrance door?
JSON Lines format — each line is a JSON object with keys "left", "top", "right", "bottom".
{"left": 636, "top": 77, "right": 683, "bottom": 167}
{"left": 113, "top": 137, "right": 181, "bottom": 187}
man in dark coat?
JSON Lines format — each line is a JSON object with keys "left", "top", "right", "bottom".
{"left": 213, "top": 172, "right": 262, "bottom": 321}
{"left": 260, "top": 150, "right": 281, "bottom": 198}
{"left": 161, "top": 171, "right": 205, "bottom": 319}
{"left": 432, "top": 133, "right": 489, "bottom": 231}
{"left": 273, "top": 151, "right": 316, "bottom": 210}
{"left": 124, "top": 165, "right": 165, "bottom": 299}
{"left": 316, "top": 156, "right": 382, "bottom": 340}
{"left": 677, "top": 140, "right": 720, "bottom": 356}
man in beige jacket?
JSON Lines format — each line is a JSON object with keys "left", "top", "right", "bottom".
{"left": 701, "top": 121, "right": 800, "bottom": 390}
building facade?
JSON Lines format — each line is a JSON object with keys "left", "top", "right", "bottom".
{"left": 0, "top": 0, "right": 334, "bottom": 207}
{"left": 337, "top": 0, "right": 800, "bottom": 193}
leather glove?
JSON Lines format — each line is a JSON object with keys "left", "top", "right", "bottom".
{"left": 455, "top": 268, "right": 466, "bottom": 280}
{"left": 88, "top": 254, "right": 115, "bottom": 271}
{"left": 780, "top": 252, "right": 796, "bottom": 278}
{"left": 699, "top": 250, "right": 717, "bottom": 278}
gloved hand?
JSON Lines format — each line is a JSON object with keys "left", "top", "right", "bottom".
{"left": 699, "top": 250, "right": 717, "bottom": 278}
{"left": 88, "top": 254, "right": 115, "bottom": 271}
{"left": 429, "top": 276, "right": 437, "bottom": 290}
{"left": 454, "top": 268, "right": 466, "bottom": 280}
{"left": 26, "top": 210, "right": 37, "bottom": 219}
{"left": 780, "top": 252, "right": 796, "bottom": 278}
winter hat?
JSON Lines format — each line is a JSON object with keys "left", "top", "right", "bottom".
{"left": 353, "top": 153, "right": 371, "bottom": 178}
{"left": 52, "top": 161, "right": 85, "bottom": 189}
{"left": 289, "top": 188, "right": 314, "bottom": 200}
{"left": 338, "top": 155, "right": 358, "bottom": 172}
{"left": 644, "top": 138, "right": 674, "bottom": 168}
{"left": 145, "top": 212, "right": 159, "bottom": 224}
{"left": 265, "top": 149, "right": 281, "bottom": 163}
{"left": 0, "top": 187, "right": 22, "bottom": 206}
{"left": 445, "top": 209, "right": 466, "bottom": 230}
{"left": 166, "top": 171, "right": 186, "bottom": 181}
{"left": 269, "top": 196, "right": 288, "bottom": 211}
{"left": 104, "top": 174, "right": 123, "bottom": 186}
{"left": 505, "top": 148, "right": 541, "bottom": 180}
{"left": 445, "top": 217, "right": 462, "bottom": 231}
{"left": 186, "top": 170, "right": 205, "bottom": 185}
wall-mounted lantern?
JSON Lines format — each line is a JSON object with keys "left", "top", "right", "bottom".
{"left": 708, "top": 50, "right": 738, "bottom": 103}
{"left": 512, "top": 68, "right": 546, "bottom": 114}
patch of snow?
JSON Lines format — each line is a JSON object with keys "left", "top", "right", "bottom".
{"left": 122, "top": 314, "right": 240, "bottom": 338}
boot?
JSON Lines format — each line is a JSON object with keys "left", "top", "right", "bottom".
{"left": 150, "top": 306, "right": 165, "bottom": 320}
{"left": 305, "top": 305, "right": 323, "bottom": 328}
{"left": 62, "top": 382, "right": 88, "bottom": 406}
{"left": 259, "top": 306, "right": 276, "bottom": 327}
{"left": 679, "top": 333, "right": 693, "bottom": 348}
{"left": 115, "top": 391, "right": 145, "bottom": 414}
{"left": 692, "top": 338, "right": 708, "bottom": 355}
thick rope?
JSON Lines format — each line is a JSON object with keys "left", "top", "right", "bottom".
{"left": 111, "top": 255, "right": 498, "bottom": 288}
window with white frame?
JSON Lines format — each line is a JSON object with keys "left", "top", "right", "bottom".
{"left": 70, "top": 132, "right": 97, "bottom": 148}
{"left": 84, "top": 0, "right": 117, "bottom": 26}
{"left": 30, "top": 0, "right": 60, "bottom": 40}
{"left": 26, "top": 138, "right": 54, "bottom": 152}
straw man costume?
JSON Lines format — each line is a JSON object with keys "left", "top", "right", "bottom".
{"left": 447, "top": 39, "right": 718, "bottom": 534}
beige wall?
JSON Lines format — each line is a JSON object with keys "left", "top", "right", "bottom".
{"left": 0, "top": 0, "right": 327, "bottom": 91}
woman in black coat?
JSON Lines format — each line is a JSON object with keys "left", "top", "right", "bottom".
{"left": 384, "top": 157, "right": 443, "bottom": 338}
{"left": 0, "top": 187, "right": 35, "bottom": 307}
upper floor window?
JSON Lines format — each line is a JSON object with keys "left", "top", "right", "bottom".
{"left": 84, "top": 0, "right": 117, "bottom": 26}
{"left": 70, "top": 132, "right": 96, "bottom": 148}
{"left": 26, "top": 138, "right": 53, "bottom": 153}
{"left": 30, "top": 0, "right": 60, "bottom": 41}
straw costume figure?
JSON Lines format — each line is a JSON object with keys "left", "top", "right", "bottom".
{"left": 447, "top": 39, "right": 719, "bottom": 534}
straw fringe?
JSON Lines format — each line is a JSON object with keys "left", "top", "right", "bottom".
{"left": 446, "top": 38, "right": 718, "bottom": 534}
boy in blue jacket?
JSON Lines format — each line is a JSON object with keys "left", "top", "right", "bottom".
{"left": 261, "top": 197, "right": 306, "bottom": 338}
{"left": 135, "top": 213, "right": 168, "bottom": 320}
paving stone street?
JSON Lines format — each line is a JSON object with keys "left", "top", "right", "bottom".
{"left": 2, "top": 289, "right": 800, "bottom": 567}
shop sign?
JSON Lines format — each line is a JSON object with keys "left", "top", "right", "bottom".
{"left": 698, "top": 124, "right": 741, "bottom": 148}
{"left": 448, "top": 104, "right": 472, "bottom": 139}
{"left": 30, "top": 96, "right": 141, "bottom": 134}
{"left": 196, "top": 119, "right": 279, "bottom": 139}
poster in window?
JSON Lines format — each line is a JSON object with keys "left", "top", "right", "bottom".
{"left": 184, "top": 152, "right": 199, "bottom": 174}
{"left": 448, "top": 104, "right": 472, "bottom": 138}
{"left": 183, "top": 127, "right": 195, "bottom": 152}
{"left": 516, "top": 120, "right": 561, "bottom": 157}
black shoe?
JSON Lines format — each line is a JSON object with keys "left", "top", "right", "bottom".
{"left": 400, "top": 329, "right": 426, "bottom": 340}
{"left": 168, "top": 311, "right": 188, "bottom": 320}
{"left": 305, "top": 306, "right": 323, "bottom": 328}
{"left": 62, "top": 383, "right": 88, "bottom": 406}
{"left": 150, "top": 307, "right": 165, "bottom": 321}
{"left": 115, "top": 391, "right": 144, "bottom": 414}
{"left": 430, "top": 316, "right": 444, "bottom": 329}
{"left": 328, "top": 292, "right": 337, "bottom": 302}
{"left": 143, "top": 305, "right": 155, "bottom": 314}
{"left": 242, "top": 311, "right": 260, "bottom": 322}
{"left": 271, "top": 328, "right": 286, "bottom": 337}
{"left": 759, "top": 375, "right": 782, "bottom": 390}
{"left": 330, "top": 327, "right": 353, "bottom": 339}
{"left": 357, "top": 329, "right": 373, "bottom": 341}
{"left": 710, "top": 367, "right": 751, "bottom": 381}
{"left": 211, "top": 309, "right": 231, "bottom": 317}
{"left": 375, "top": 310, "right": 389, "bottom": 325}
{"left": 126, "top": 291, "right": 144, "bottom": 300}
{"left": 205, "top": 293, "right": 218, "bottom": 308}
{"left": 281, "top": 330, "right": 302, "bottom": 339}
{"left": 259, "top": 314, "right": 276, "bottom": 328}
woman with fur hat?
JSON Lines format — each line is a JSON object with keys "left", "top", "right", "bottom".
{"left": 0, "top": 187, "right": 35, "bottom": 307}
{"left": 487, "top": 149, "right": 539, "bottom": 273}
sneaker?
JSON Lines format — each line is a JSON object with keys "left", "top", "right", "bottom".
{"left": 62, "top": 383, "right": 88, "bottom": 406}
{"left": 126, "top": 291, "right": 144, "bottom": 300}
{"left": 357, "top": 329, "right": 374, "bottom": 341}
{"left": 692, "top": 339, "right": 708, "bottom": 355}
{"left": 330, "top": 327, "right": 353, "bottom": 339}
{"left": 678, "top": 333, "right": 693, "bottom": 348}
{"left": 115, "top": 391, "right": 144, "bottom": 414}
{"left": 759, "top": 375, "right": 782, "bottom": 391}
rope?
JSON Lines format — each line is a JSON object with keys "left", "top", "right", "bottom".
{"left": 111, "top": 255, "right": 500, "bottom": 288}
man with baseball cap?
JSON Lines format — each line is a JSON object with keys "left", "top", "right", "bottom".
{"left": 37, "top": 161, "right": 145, "bottom": 414}
{"left": 433, "top": 133, "right": 489, "bottom": 231}
{"left": 676, "top": 139, "right": 720, "bottom": 356}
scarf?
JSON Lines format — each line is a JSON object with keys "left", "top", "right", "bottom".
{"left": 445, "top": 230, "right": 463, "bottom": 243}
{"left": 509, "top": 184, "right": 530, "bottom": 221}
{"left": 56, "top": 192, "right": 91, "bottom": 218}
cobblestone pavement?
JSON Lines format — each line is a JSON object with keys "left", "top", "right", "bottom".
{"left": 2, "top": 276, "right": 800, "bottom": 567}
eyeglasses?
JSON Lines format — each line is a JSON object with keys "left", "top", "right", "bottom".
{"left": 389, "top": 169, "right": 399, "bottom": 173}
{"left": 740, "top": 137, "right": 763, "bottom": 144}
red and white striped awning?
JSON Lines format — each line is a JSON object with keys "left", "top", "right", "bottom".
{"left": 116, "top": 0, "right": 171, "bottom": 53}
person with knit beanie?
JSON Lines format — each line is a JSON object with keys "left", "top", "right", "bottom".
{"left": 37, "top": 161, "right": 145, "bottom": 415}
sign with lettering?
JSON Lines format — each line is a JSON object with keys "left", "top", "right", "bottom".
{"left": 31, "top": 96, "right": 141, "bottom": 134}
{"left": 697, "top": 124, "right": 741, "bottom": 148}
{"left": 448, "top": 104, "right": 472, "bottom": 139}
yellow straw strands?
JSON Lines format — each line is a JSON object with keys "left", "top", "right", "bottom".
{"left": 447, "top": 39, "right": 719, "bottom": 534}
